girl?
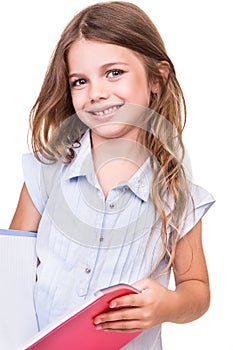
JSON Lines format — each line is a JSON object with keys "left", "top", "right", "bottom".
{"left": 10, "top": 2, "right": 215, "bottom": 349}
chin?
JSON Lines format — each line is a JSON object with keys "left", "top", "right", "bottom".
{"left": 91, "top": 123, "right": 136, "bottom": 141}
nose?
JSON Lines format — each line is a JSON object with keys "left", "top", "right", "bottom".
{"left": 88, "top": 79, "right": 110, "bottom": 103}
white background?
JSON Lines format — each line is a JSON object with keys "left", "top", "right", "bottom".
{"left": 0, "top": 0, "right": 232, "bottom": 349}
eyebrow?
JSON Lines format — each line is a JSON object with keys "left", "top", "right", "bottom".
{"left": 69, "top": 62, "right": 129, "bottom": 79}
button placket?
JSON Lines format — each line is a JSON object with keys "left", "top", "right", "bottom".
{"left": 78, "top": 249, "right": 96, "bottom": 295}
{"left": 95, "top": 209, "right": 105, "bottom": 245}
{"left": 78, "top": 210, "right": 104, "bottom": 295}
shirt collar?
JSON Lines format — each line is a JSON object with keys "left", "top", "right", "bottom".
{"left": 63, "top": 129, "right": 153, "bottom": 202}
{"left": 126, "top": 156, "right": 153, "bottom": 202}
{"left": 63, "top": 129, "right": 96, "bottom": 184}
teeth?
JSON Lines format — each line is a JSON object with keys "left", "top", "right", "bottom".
{"left": 92, "top": 105, "right": 120, "bottom": 117}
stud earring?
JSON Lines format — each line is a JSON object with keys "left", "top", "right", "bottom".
{"left": 151, "top": 91, "right": 158, "bottom": 99}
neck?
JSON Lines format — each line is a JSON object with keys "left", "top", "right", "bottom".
{"left": 90, "top": 132, "right": 149, "bottom": 199}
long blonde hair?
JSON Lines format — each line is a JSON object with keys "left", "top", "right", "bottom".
{"left": 29, "top": 1, "right": 191, "bottom": 275}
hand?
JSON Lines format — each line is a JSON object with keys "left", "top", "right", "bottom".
{"left": 93, "top": 278, "right": 173, "bottom": 332}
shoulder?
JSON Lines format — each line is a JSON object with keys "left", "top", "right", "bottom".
{"left": 22, "top": 153, "right": 65, "bottom": 214}
{"left": 177, "top": 181, "right": 215, "bottom": 240}
{"left": 188, "top": 181, "right": 215, "bottom": 209}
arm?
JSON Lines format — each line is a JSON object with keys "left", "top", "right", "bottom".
{"left": 93, "top": 219, "right": 210, "bottom": 331}
{"left": 165, "top": 219, "right": 210, "bottom": 324}
{"left": 9, "top": 183, "right": 41, "bottom": 232}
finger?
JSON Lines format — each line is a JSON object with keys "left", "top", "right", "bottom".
{"left": 95, "top": 319, "right": 146, "bottom": 332}
{"left": 132, "top": 278, "right": 152, "bottom": 291}
{"left": 104, "top": 328, "right": 141, "bottom": 333}
{"left": 108, "top": 293, "right": 143, "bottom": 309}
{"left": 94, "top": 306, "right": 140, "bottom": 325}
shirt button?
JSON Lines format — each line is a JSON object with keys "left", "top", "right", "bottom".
{"left": 85, "top": 267, "right": 91, "bottom": 274}
{"left": 109, "top": 203, "right": 115, "bottom": 208}
{"left": 122, "top": 186, "right": 128, "bottom": 192}
{"left": 99, "top": 236, "right": 104, "bottom": 242}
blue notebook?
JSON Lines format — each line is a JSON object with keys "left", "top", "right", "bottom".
{"left": 0, "top": 229, "right": 38, "bottom": 350}
{"left": 0, "top": 228, "right": 36, "bottom": 238}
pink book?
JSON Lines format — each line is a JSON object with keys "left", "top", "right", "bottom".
{"left": 23, "top": 284, "right": 141, "bottom": 350}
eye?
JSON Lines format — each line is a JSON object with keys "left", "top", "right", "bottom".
{"left": 107, "top": 69, "right": 124, "bottom": 78}
{"left": 71, "top": 78, "right": 87, "bottom": 88}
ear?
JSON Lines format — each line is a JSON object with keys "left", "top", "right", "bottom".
{"left": 156, "top": 60, "right": 170, "bottom": 82}
{"left": 150, "top": 60, "right": 170, "bottom": 94}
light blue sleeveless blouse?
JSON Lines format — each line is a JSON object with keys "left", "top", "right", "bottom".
{"left": 22, "top": 130, "right": 215, "bottom": 350}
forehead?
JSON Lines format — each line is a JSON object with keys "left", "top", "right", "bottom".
{"left": 67, "top": 39, "right": 145, "bottom": 71}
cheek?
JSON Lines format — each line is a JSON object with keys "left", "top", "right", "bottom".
{"left": 70, "top": 92, "right": 84, "bottom": 112}
{"left": 122, "top": 77, "right": 151, "bottom": 107}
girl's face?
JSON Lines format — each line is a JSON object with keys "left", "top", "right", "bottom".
{"left": 67, "top": 39, "right": 154, "bottom": 145}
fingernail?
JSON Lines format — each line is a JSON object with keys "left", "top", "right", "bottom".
{"left": 94, "top": 318, "right": 101, "bottom": 325}
{"left": 109, "top": 301, "right": 117, "bottom": 308}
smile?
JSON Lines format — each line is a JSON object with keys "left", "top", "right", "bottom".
{"left": 88, "top": 104, "right": 123, "bottom": 119}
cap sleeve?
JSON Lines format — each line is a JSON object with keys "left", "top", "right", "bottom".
{"left": 22, "top": 153, "right": 47, "bottom": 215}
{"left": 178, "top": 182, "right": 215, "bottom": 240}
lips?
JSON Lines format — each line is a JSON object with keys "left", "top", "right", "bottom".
{"left": 86, "top": 104, "right": 123, "bottom": 120}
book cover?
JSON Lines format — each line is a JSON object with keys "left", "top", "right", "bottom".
{"left": 23, "top": 283, "right": 141, "bottom": 350}
{"left": 0, "top": 229, "right": 38, "bottom": 350}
